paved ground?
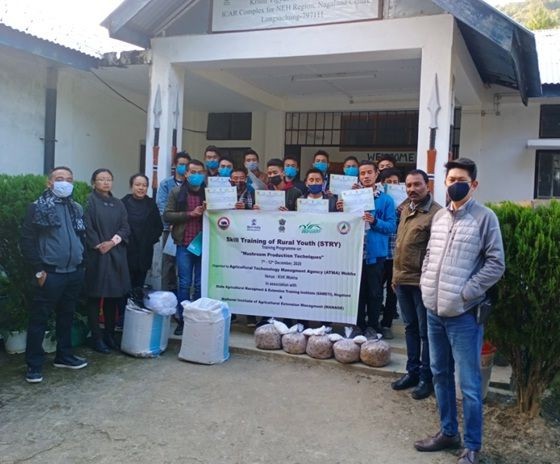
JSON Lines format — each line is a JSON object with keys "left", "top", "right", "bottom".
{"left": 0, "top": 339, "right": 466, "bottom": 464}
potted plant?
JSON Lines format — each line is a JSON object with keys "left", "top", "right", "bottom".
{"left": 0, "top": 272, "right": 29, "bottom": 353}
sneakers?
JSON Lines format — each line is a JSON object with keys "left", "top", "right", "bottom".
{"left": 53, "top": 355, "right": 88, "bottom": 369}
{"left": 25, "top": 368, "right": 43, "bottom": 383}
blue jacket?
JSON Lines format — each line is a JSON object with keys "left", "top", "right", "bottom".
{"left": 364, "top": 191, "right": 396, "bottom": 264}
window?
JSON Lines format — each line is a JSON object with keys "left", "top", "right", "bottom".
{"left": 535, "top": 151, "right": 560, "bottom": 198}
{"left": 207, "top": 113, "right": 252, "bottom": 140}
{"left": 539, "top": 105, "right": 560, "bottom": 138}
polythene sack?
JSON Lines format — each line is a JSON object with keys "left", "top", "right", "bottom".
{"left": 121, "top": 299, "right": 171, "bottom": 358}
{"left": 333, "top": 339, "right": 361, "bottom": 364}
{"left": 255, "top": 323, "right": 282, "bottom": 350}
{"left": 282, "top": 325, "right": 307, "bottom": 355}
{"left": 178, "top": 298, "right": 230, "bottom": 364}
{"left": 360, "top": 339, "right": 391, "bottom": 367}
{"left": 143, "top": 291, "right": 178, "bottom": 316}
{"left": 306, "top": 334, "right": 333, "bottom": 359}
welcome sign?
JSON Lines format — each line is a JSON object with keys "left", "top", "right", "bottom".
{"left": 201, "top": 210, "right": 364, "bottom": 324}
{"left": 211, "top": 0, "right": 382, "bottom": 32}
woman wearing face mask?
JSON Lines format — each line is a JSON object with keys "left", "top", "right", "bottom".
{"left": 85, "top": 168, "right": 131, "bottom": 353}
{"left": 164, "top": 159, "right": 207, "bottom": 335}
{"left": 121, "top": 174, "right": 163, "bottom": 290}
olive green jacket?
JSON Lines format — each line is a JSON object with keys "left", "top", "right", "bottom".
{"left": 392, "top": 194, "right": 441, "bottom": 286}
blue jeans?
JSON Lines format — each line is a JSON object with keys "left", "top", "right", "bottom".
{"left": 396, "top": 285, "right": 431, "bottom": 382}
{"left": 176, "top": 245, "right": 201, "bottom": 320}
{"left": 26, "top": 269, "right": 84, "bottom": 369}
{"left": 428, "top": 310, "right": 483, "bottom": 451}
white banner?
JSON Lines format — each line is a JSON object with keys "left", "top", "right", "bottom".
{"left": 211, "top": 0, "right": 382, "bottom": 32}
{"left": 201, "top": 210, "right": 364, "bottom": 323}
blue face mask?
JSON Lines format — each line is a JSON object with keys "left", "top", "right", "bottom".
{"left": 176, "top": 165, "right": 187, "bottom": 176}
{"left": 313, "top": 161, "right": 328, "bottom": 173}
{"left": 245, "top": 161, "right": 258, "bottom": 172}
{"left": 344, "top": 166, "right": 359, "bottom": 177}
{"left": 284, "top": 166, "right": 298, "bottom": 179}
{"left": 307, "top": 184, "right": 323, "bottom": 195}
{"left": 218, "top": 166, "right": 233, "bottom": 177}
{"left": 206, "top": 159, "right": 219, "bottom": 170}
{"left": 188, "top": 172, "right": 205, "bottom": 187}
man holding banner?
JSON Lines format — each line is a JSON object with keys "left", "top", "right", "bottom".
{"left": 337, "top": 160, "right": 396, "bottom": 339}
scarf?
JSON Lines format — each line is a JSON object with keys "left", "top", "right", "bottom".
{"left": 32, "top": 188, "right": 86, "bottom": 232}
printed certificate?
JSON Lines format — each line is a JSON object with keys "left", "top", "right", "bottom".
{"left": 341, "top": 188, "right": 375, "bottom": 213}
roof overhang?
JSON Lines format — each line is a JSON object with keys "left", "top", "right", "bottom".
{"left": 0, "top": 24, "right": 100, "bottom": 71}
{"left": 432, "top": 0, "right": 542, "bottom": 105}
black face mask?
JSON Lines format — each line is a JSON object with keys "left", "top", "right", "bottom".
{"left": 269, "top": 175, "right": 282, "bottom": 186}
{"left": 447, "top": 182, "right": 470, "bottom": 202}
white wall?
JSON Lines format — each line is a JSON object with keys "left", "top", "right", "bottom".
{"left": 460, "top": 97, "right": 543, "bottom": 204}
{"left": 0, "top": 48, "right": 47, "bottom": 175}
{"left": 56, "top": 68, "right": 148, "bottom": 197}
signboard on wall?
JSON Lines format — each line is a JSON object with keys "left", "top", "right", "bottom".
{"left": 211, "top": 0, "right": 382, "bottom": 32}
{"left": 368, "top": 152, "right": 417, "bottom": 164}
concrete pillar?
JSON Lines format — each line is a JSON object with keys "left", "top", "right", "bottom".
{"left": 145, "top": 56, "right": 185, "bottom": 194}
{"left": 145, "top": 56, "right": 185, "bottom": 289}
{"left": 264, "top": 110, "right": 286, "bottom": 160}
{"left": 417, "top": 20, "right": 455, "bottom": 205}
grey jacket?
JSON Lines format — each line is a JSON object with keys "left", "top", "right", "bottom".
{"left": 420, "top": 198, "right": 505, "bottom": 317}
{"left": 21, "top": 200, "right": 85, "bottom": 274}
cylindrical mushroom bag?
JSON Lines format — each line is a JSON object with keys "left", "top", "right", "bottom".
{"left": 333, "top": 338, "right": 361, "bottom": 363}
{"left": 282, "top": 332, "right": 307, "bottom": 354}
{"left": 255, "top": 323, "right": 282, "bottom": 350}
{"left": 360, "top": 339, "right": 391, "bottom": 367}
{"left": 306, "top": 334, "right": 333, "bottom": 359}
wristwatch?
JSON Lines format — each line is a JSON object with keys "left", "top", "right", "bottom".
{"left": 35, "top": 271, "right": 46, "bottom": 279}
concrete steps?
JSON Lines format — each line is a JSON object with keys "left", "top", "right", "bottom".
{"left": 169, "top": 318, "right": 513, "bottom": 392}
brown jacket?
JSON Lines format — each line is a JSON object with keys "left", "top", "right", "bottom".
{"left": 392, "top": 194, "right": 441, "bottom": 286}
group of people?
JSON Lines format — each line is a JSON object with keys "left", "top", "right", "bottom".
{"left": 21, "top": 146, "right": 504, "bottom": 464}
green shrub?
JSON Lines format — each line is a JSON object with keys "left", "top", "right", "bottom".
{"left": 0, "top": 174, "right": 90, "bottom": 333}
{"left": 488, "top": 201, "right": 560, "bottom": 417}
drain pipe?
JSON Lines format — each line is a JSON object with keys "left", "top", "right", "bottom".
{"left": 43, "top": 67, "right": 58, "bottom": 174}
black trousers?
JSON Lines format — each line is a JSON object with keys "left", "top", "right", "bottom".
{"left": 380, "top": 259, "right": 397, "bottom": 328}
{"left": 26, "top": 269, "right": 84, "bottom": 369}
{"left": 87, "top": 297, "right": 125, "bottom": 340}
{"left": 357, "top": 259, "right": 385, "bottom": 331}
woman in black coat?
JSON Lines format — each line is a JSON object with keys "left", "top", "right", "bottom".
{"left": 85, "top": 168, "right": 130, "bottom": 354}
{"left": 121, "top": 173, "right": 163, "bottom": 290}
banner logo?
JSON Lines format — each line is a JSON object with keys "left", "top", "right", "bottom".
{"left": 337, "top": 221, "right": 351, "bottom": 235}
{"left": 217, "top": 217, "right": 230, "bottom": 230}
{"left": 299, "top": 223, "right": 322, "bottom": 234}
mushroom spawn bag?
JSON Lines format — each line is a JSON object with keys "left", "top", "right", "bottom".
{"left": 306, "top": 334, "right": 333, "bottom": 359}
{"left": 360, "top": 339, "right": 391, "bottom": 367}
{"left": 333, "top": 338, "right": 361, "bottom": 363}
{"left": 254, "top": 324, "right": 282, "bottom": 350}
{"left": 282, "top": 332, "right": 307, "bottom": 354}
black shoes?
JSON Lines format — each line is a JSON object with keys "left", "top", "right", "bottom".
{"left": 103, "top": 333, "right": 120, "bottom": 351}
{"left": 411, "top": 381, "right": 433, "bottom": 400}
{"left": 391, "top": 373, "right": 419, "bottom": 390}
{"left": 414, "top": 431, "right": 462, "bottom": 452}
{"left": 174, "top": 320, "right": 184, "bottom": 336}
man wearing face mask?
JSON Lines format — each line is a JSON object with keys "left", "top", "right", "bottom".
{"left": 218, "top": 156, "right": 234, "bottom": 178}
{"left": 303, "top": 168, "right": 337, "bottom": 211}
{"left": 156, "top": 151, "right": 191, "bottom": 292}
{"left": 283, "top": 155, "right": 307, "bottom": 195}
{"left": 264, "top": 158, "right": 302, "bottom": 211}
{"left": 415, "top": 158, "right": 505, "bottom": 464}
{"left": 204, "top": 145, "right": 221, "bottom": 177}
{"left": 312, "top": 150, "right": 331, "bottom": 191}
{"left": 231, "top": 167, "right": 255, "bottom": 210}
{"left": 164, "top": 160, "right": 207, "bottom": 335}
{"left": 243, "top": 149, "right": 268, "bottom": 188}
{"left": 21, "top": 166, "right": 88, "bottom": 383}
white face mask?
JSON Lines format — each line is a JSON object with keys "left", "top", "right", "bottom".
{"left": 52, "top": 180, "right": 74, "bottom": 198}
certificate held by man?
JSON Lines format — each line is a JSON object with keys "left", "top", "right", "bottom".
{"left": 297, "top": 198, "right": 329, "bottom": 213}
{"left": 329, "top": 174, "right": 358, "bottom": 195}
{"left": 341, "top": 188, "right": 375, "bottom": 212}
{"left": 207, "top": 176, "right": 232, "bottom": 188}
{"left": 205, "top": 186, "right": 237, "bottom": 210}
{"left": 255, "top": 190, "right": 285, "bottom": 210}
